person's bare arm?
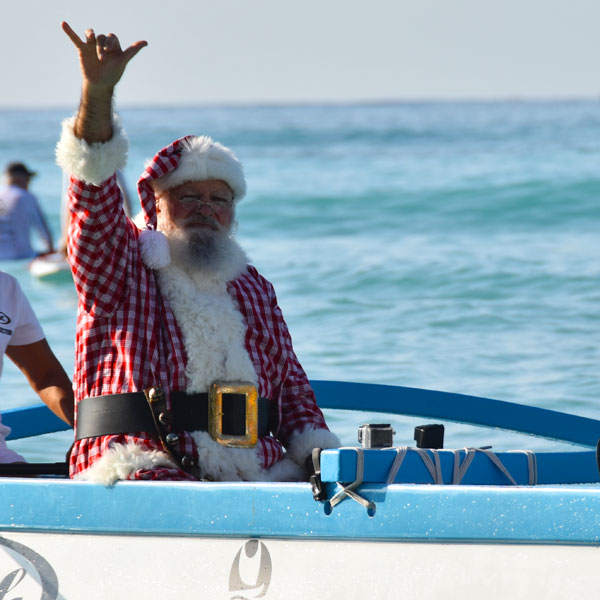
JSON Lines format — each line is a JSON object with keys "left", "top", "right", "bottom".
{"left": 6, "top": 339, "right": 74, "bottom": 426}
{"left": 61, "top": 21, "right": 147, "bottom": 143}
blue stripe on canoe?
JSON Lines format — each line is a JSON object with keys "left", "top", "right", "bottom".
{"left": 1, "top": 479, "right": 600, "bottom": 544}
{"left": 312, "top": 380, "right": 600, "bottom": 447}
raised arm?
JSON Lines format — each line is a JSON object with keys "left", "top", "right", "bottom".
{"left": 61, "top": 21, "right": 147, "bottom": 143}
{"left": 57, "top": 24, "right": 147, "bottom": 316}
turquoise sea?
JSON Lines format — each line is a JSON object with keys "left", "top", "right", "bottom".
{"left": 0, "top": 101, "right": 599, "bottom": 462}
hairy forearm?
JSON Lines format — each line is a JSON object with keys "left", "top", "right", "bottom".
{"left": 73, "top": 83, "right": 114, "bottom": 143}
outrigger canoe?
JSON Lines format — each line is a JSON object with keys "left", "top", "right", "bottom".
{"left": 1, "top": 380, "right": 600, "bottom": 599}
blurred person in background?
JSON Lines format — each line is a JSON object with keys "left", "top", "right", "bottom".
{"left": 0, "top": 162, "right": 54, "bottom": 259}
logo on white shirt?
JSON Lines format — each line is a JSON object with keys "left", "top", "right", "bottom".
{"left": 0, "top": 312, "right": 12, "bottom": 334}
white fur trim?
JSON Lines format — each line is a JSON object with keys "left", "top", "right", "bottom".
{"left": 74, "top": 442, "right": 176, "bottom": 486}
{"left": 55, "top": 114, "right": 128, "bottom": 185}
{"left": 191, "top": 431, "right": 304, "bottom": 481}
{"left": 285, "top": 426, "right": 341, "bottom": 466}
{"left": 152, "top": 136, "right": 246, "bottom": 201}
{"left": 139, "top": 229, "right": 171, "bottom": 270}
{"left": 156, "top": 256, "right": 254, "bottom": 393}
{"left": 264, "top": 456, "right": 306, "bottom": 481}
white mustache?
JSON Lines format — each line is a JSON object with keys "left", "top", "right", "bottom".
{"left": 182, "top": 215, "right": 222, "bottom": 230}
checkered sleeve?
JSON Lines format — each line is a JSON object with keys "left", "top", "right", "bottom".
{"left": 67, "top": 174, "right": 136, "bottom": 316}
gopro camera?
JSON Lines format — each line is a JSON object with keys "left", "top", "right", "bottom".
{"left": 358, "top": 423, "right": 395, "bottom": 449}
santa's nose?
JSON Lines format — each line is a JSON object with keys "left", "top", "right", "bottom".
{"left": 196, "top": 203, "right": 214, "bottom": 216}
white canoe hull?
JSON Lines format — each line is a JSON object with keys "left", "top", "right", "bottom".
{"left": 1, "top": 478, "right": 600, "bottom": 599}
{"left": 1, "top": 531, "right": 599, "bottom": 600}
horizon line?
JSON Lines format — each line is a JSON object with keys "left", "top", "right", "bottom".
{"left": 1, "top": 94, "right": 599, "bottom": 112}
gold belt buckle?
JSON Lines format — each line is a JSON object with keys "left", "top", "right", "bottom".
{"left": 209, "top": 381, "right": 258, "bottom": 447}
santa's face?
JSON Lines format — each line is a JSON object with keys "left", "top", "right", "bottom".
{"left": 157, "top": 179, "right": 234, "bottom": 234}
{"left": 156, "top": 179, "right": 239, "bottom": 273}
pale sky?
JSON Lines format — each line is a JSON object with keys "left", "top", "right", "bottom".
{"left": 1, "top": 0, "right": 599, "bottom": 108}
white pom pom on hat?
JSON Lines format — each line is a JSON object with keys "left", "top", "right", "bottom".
{"left": 151, "top": 135, "right": 246, "bottom": 201}
{"left": 138, "top": 229, "right": 171, "bottom": 270}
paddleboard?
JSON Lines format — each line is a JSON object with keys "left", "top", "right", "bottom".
{"left": 28, "top": 252, "right": 71, "bottom": 282}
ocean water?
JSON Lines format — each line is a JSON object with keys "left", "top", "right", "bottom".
{"left": 0, "top": 100, "right": 599, "bottom": 462}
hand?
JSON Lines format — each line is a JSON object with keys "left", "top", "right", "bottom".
{"left": 61, "top": 21, "right": 147, "bottom": 94}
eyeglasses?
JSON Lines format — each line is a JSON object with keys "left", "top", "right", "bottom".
{"left": 170, "top": 194, "right": 233, "bottom": 215}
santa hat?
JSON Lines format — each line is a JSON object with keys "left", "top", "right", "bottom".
{"left": 150, "top": 136, "right": 246, "bottom": 200}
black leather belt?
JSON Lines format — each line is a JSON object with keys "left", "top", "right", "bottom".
{"left": 76, "top": 391, "right": 271, "bottom": 441}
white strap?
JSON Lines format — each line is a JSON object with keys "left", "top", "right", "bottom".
{"left": 508, "top": 449, "right": 538, "bottom": 485}
{"left": 386, "top": 446, "right": 408, "bottom": 484}
{"left": 452, "top": 448, "right": 476, "bottom": 484}
{"left": 453, "top": 448, "right": 519, "bottom": 485}
{"left": 386, "top": 447, "right": 443, "bottom": 485}
{"left": 330, "top": 448, "right": 375, "bottom": 511}
{"left": 477, "top": 448, "right": 517, "bottom": 485}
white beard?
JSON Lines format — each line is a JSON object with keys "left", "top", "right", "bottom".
{"left": 158, "top": 212, "right": 246, "bottom": 280}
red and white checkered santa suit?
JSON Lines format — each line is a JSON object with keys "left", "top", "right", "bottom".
{"left": 65, "top": 134, "right": 331, "bottom": 481}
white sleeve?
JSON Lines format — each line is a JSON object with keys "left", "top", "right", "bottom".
{"left": 9, "top": 279, "right": 45, "bottom": 347}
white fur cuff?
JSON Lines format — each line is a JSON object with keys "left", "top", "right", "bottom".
{"left": 55, "top": 114, "right": 128, "bottom": 185}
{"left": 286, "top": 427, "right": 341, "bottom": 466}
{"left": 74, "top": 442, "right": 176, "bottom": 486}
{"left": 139, "top": 229, "right": 171, "bottom": 270}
